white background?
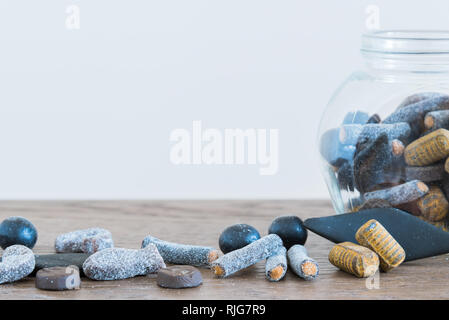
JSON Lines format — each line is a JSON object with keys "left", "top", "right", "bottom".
{"left": 1, "top": 0, "right": 449, "bottom": 199}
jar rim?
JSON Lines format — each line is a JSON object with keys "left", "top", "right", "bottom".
{"left": 362, "top": 30, "right": 449, "bottom": 54}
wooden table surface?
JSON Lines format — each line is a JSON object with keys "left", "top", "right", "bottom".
{"left": 0, "top": 200, "right": 448, "bottom": 300}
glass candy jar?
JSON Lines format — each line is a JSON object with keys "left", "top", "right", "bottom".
{"left": 318, "top": 30, "right": 449, "bottom": 231}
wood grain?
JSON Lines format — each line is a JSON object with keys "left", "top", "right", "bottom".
{"left": 0, "top": 200, "right": 447, "bottom": 300}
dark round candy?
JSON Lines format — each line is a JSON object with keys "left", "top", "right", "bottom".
{"left": 0, "top": 216, "right": 38, "bottom": 249}
{"left": 219, "top": 224, "right": 261, "bottom": 254}
{"left": 268, "top": 216, "right": 307, "bottom": 249}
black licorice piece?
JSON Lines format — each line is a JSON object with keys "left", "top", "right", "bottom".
{"left": 219, "top": 224, "right": 261, "bottom": 254}
{"left": 339, "top": 123, "right": 411, "bottom": 145}
{"left": 304, "top": 208, "right": 449, "bottom": 261}
{"left": 157, "top": 266, "right": 203, "bottom": 289}
{"left": 0, "top": 217, "right": 38, "bottom": 249}
{"left": 268, "top": 216, "right": 308, "bottom": 249}
{"left": 337, "top": 161, "right": 354, "bottom": 192}
{"left": 353, "top": 133, "right": 403, "bottom": 193}
{"left": 397, "top": 92, "right": 448, "bottom": 110}
{"left": 363, "top": 180, "right": 429, "bottom": 206}
{"left": 405, "top": 163, "right": 445, "bottom": 182}
{"left": 319, "top": 128, "right": 355, "bottom": 167}
{"left": 384, "top": 95, "right": 449, "bottom": 137}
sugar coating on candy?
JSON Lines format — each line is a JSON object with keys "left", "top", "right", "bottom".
{"left": 339, "top": 122, "right": 411, "bottom": 145}
{"left": 364, "top": 180, "right": 429, "bottom": 206}
{"left": 404, "top": 129, "right": 449, "bottom": 166}
{"left": 83, "top": 244, "right": 165, "bottom": 280}
{"left": 55, "top": 228, "right": 113, "bottom": 254}
{"left": 424, "top": 110, "right": 449, "bottom": 131}
{"left": 328, "top": 242, "right": 379, "bottom": 278}
{"left": 405, "top": 164, "right": 445, "bottom": 182}
{"left": 397, "top": 92, "right": 448, "bottom": 110}
{"left": 355, "top": 219, "right": 405, "bottom": 272}
{"left": 0, "top": 245, "right": 35, "bottom": 284}
{"left": 211, "top": 234, "right": 283, "bottom": 278}
{"left": 287, "top": 245, "right": 319, "bottom": 281}
{"left": 265, "top": 246, "right": 287, "bottom": 282}
{"left": 142, "top": 235, "right": 219, "bottom": 266}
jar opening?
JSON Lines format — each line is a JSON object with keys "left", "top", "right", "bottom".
{"left": 361, "top": 30, "right": 449, "bottom": 73}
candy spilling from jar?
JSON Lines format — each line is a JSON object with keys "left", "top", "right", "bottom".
{"left": 320, "top": 92, "right": 449, "bottom": 231}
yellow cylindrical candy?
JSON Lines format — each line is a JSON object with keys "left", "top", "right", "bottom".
{"left": 404, "top": 129, "right": 449, "bottom": 166}
{"left": 328, "top": 242, "right": 379, "bottom": 278}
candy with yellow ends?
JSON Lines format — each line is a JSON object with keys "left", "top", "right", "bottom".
{"left": 328, "top": 242, "right": 379, "bottom": 278}
{"left": 355, "top": 219, "right": 405, "bottom": 272}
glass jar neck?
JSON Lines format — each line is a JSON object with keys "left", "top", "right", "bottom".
{"left": 361, "top": 30, "right": 449, "bottom": 78}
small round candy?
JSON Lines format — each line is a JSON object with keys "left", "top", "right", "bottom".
{"left": 218, "top": 224, "right": 261, "bottom": 254}
{"left": 0, "top": 216, "right": 38, "bottom": 249}
{"left": 268, "top": 216, "right": 307, "bottom": 249}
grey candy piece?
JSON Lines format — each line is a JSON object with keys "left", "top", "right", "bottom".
{"left": 33, "top": 253, "right": 91, "bottom": 276}
{"left": 157, "top": 266, "right": 203, "bottom": 289}
{"left": 339, "top": 122, "right": 411, "bottom": 145}
{"left": 35, "top": 265, "right": 81, "bottom": 291}
{"left": 405, "top": 164, "right": 445, "bottom": 183}
{"left": 0, "top": 245, "right": 35, "bottom": 284}
{"left": 211, "top": 234, "right": 283, "bottom": 278}
{"left": 363, "top": 180, "right": 429, "bottom": 206}
{"left": 83, "top": 244, "right": 166, "bottom": 280}
{"left": 142, "top": 235, "right": 219, "bottom": 266}
{"left": 55, "top": 228, "right": 114, "bottom": 254}
{"left": 265, "top": 246, "right": 287, "bottom": 282}
{"left": 287, "top": 245, "right": 319, "bottom": 281}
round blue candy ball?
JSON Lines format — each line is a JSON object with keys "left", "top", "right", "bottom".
{"left": 219, "top": 224, "right": 261, "bottom": 254}
{"left": 268, "top": 215, "right": 307, "bottom": 249}
{"left": 0, "top": 216, "right": 38, "bottom": 249}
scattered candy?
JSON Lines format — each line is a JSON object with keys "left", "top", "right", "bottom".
{"left": 0, "top": 245, "right": 35, "bottom": 284}
{"left": 328, "top": 242, "right": 379, "bottom": 278}
{"left": 265, "top": 246, "right": 287, "bottom": 282}
{"left": 287, "top": 245, "right": 319, "bottom": 281}
{"left": 33, "top": 253, "right": 91, "bottom": 276}
{"left": 218, "top": 224, "right": 260, "bottom": 254}
{"left": 55, "top": 227, "right": 114, "bottom": 254}
{"left": 211, "top": 234, "right": 283, "bottom": 278}
{"left": 35, "top": 266, "right": 81, "bottom": 291}
{"left": 157, "top": 266, "right": 203, "bottom": 289}
{"left": 83, "top": 244, "right": 165, "bottom": 280}
{"left": 142, "top": 235, "right": 219, "bottom": 266}
{"left": 0, "top": 216, "right": 38, "bottom": 249}
{"left": 268, "top": 216, "right": 307, "bottom": 249}
{"left": 363, "top": 180, "right": 429, "bottom": 206}
{"left": 355, "top": 219, "right": 405, "bottom": 272}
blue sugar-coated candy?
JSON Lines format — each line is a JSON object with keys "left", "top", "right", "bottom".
{"left": 268, "top": 216, "right": 307, "bottom": 249}
{"left": 0, "top": 216, "right": 38, "bottom": 249}
{"left": 342, "top": 111, "right": 370, "bottom": 125}
{"left": 219, "top": 224, "right": 261, "bottom": 254}
{"left": 320, "top": 128, "right": 356, "bottom": 167}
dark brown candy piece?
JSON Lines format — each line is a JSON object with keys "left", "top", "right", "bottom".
{"left": 157, "top": 266, "right": 202, "bottom": 289}
{"left": 354, "top": 133, "right": 403, "bottom": 193}
{"left": 35, "top": 266, "right": 81, "bottom": 291}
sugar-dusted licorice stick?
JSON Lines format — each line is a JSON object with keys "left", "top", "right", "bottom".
{"left": 328, "top": 242, "right": 379, "bottom": 278}
{"left": 287, "top": 245, "right": 319, "bottom": 281}
{"left": 339, "top": 122, "right": 411, "bottom": 145}
{"left": 384, "top": 95, "right": 449, "bottom": 137}
{"left": 353, "top": 133, "right": 404, "bottom": 193}
{"left": 355, "top": 219, "right": 405, "bottom": 272}
{"left": 265, "top": 246, "right": 287, "bottom": 282}
{"left": 142, "top": 235, "right": 219, "bottom": 266}
{"left": 405, "top": 163, "right": 445, "bottom": 182}
{"left": 364, "top": 180, "right": 428, "bottom": 206}
{"left": 319, "top": 128, "right": 355, "bottom": 167}
{"left": 404, "top": 128, "right": 449, "bottom": 166}
{"left": 416, "top": 186, "right": 449, "bottom": 222}
{"left": 424, "top": 110, "right": 449, "bottom": 132}
{"left": 211, "top": 234, "right": 283, "bottom": 278}
{"left": 397, "top": 92, "right": 448, "bottom": 110}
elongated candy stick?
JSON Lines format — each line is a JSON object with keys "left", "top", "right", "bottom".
{"left": 287, "top": 245, "right": 319, "bottom": 281}
{"left": 363, "top": 180, "right": 429, "bottom": 206}
{"left": 142, "top": 235, "right": 219, "bottom": 266}
{"left": 211, "top": 234, "right": 283, "bottom": 278}
{"left": 265, "top": 246, "right": 287, "bottom": 282}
